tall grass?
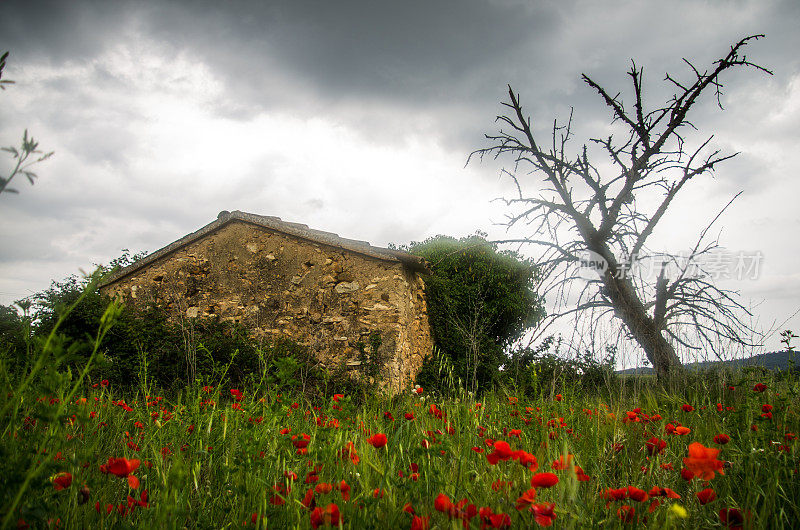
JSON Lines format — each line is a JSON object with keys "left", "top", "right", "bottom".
{"left": 1, "top": 298, "right": 798, "bottom": 528}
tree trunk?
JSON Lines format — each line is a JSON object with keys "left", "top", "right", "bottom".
{"left": 603, "top": 268, "right": 683, "bottom": 380}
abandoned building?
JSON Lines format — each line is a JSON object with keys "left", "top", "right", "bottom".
{"left": 99, "top": 210, "right": 433, "bottom": 393}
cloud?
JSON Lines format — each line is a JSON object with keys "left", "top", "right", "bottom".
{"left": 0, "top": 0, "right": 798, "bottom": 354}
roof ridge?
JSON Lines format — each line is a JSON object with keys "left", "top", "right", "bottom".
{"left": 100, "top": 210, "right": 428, "bottom": 287}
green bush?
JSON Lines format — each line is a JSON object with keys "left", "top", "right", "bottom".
{"left": 400, "top": 233, "right": 545, "bottom": 394}
{"left": 505, "top": 338, "right": 617, "bottom": 397}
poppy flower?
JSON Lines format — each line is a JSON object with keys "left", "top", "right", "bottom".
{"left": 550, "top": 454, "right": 574, "bottom": 470}
{"left": 53, "top": 472, "right": 72, "bottom": 491}
{"left": 302, "top": 488, "right": 316, "bottom": 509}
{"left": 338, "top": 480, "right": 351, "bottom": 501}
{"left": 486, "top": 441, "right": 514, "bottom": 465}
{"left": 675, "top": 426, "right": 691, "bottom": 436}
{"left": 530, "top": 502, "right": 557, "bottom": 527}
{"left": 753, "top": 383, "right": 767, "bottom": 392}
{"left": 410, "top": 515, "right": 430, "bottom": 530}
{"left": 102, "top": 457, "right": 141, "bottom": 478}
{"left": 230, "top": 389, "right": 243, "bottom": 401}
{"left": 600, "top": 488, "right": 628, "bottom": 501}
{"left": 696, "top": 488, "right": 717, "bottom": 505}
{"left": 315, "top": 483, "right": 333, "bottom": 494}
{"left": 309, "top": 503, "right": 340, "bottom": 528}
{"left": 644, "top": 436, "right": 667, "bottom": 456}
{"left": 367, "top": 433, "right": 388, "bottom": 448}
{"left": 680, "top": 468, "right": 695, "bottom": 481}
{"left": 269, "top": 483, "right": 289, "bottom": 505}
{"left": 434, "top": 493, "right": 453, "bottom": 513}
{"left": 405, "top": 413, "right": 415, "bottom": 420}
{"left": 488, "top": 512, "right": 512, "bottom": 528}
{"left": 681, "top": 404, "right": 694, "bottom": 412}
{"left": 719, "top": 507, "right": 745, "bottom": 529}
{"left": 515, "top": 488, "right": 538, "bottom": 510}
{"left": 340, "top": 442, "right": 359, "bottom": 465}
{"left": 626, "top": 486, "right": 648, "bottom": 502}
{"left": 617, "top": 505, "right": 636, "bottom": 524}
{"left": 683, "top": 442, "right": 725, "bottom": 481}
{"left": 292, "top": 433, "right": 311, "bottom": 449}
{"left": 530, "top": 472, "right": 559, "bottom": 488}
{"left": 648, "top": 486, "right": 680, "bottom": 499}
{"left": 555, "top": 394, "right": 562, "bottom": 402}
{"left": 713, "top": 434, "right": 730, "bottom": 445}
{"left": 515, "top": 450, "right": 539, "bottom": 471}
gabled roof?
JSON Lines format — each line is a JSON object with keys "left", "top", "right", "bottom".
{"left": 100, "top": 210, "right": 428, "bottom": 287}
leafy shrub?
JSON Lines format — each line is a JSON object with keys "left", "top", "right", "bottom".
{"left": 400, "top": 233, "right": 545, "bottom": 394}
{"left": 505, "top": 338, "right": 617, "bottom": 397}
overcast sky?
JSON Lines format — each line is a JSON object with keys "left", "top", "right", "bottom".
{"left": 1, "top": 0, "right": 798, "bottom": 366}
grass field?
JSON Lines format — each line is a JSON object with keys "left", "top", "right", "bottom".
{"left": 2, "top": 364, "right": 798, "bottom": 529}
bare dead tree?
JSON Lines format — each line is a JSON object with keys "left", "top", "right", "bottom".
{"left": 470, "top": 35, "right": 772, "bottom": 379}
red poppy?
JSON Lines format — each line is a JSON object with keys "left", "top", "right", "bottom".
{"left": 680, "top": 468, "right": 695, "bottom": 481}
{"left": 486, "top": 441, "right": 514, "bottom": 465}
{"left": 713, "top": 434, "right": 731, "bottom": 445}
{"left": 696, "top": 488, "right": 717, "bottom": 505}
{"left": 340, "top": 442, "right": 359, "bottom": 465}
{"left": 675, "top": 426, "right": 691, "bottom": 436}
{"left": 530, "top": 472, "right": 559, "bottom": 488}
{"left": 53, "top": 472, "right": 72, "bottom": 491}
{"left": 405, "top": 413, "right": 415, "bottom": 420}
{"left": 681, "top": 404, "right": 694, "bottom": 412}
{"left": 315, "top": 483, "right": 333, "bottom": 494}
{"left": 230, "top": 389, "right": 243, "bottom": 401}
{"left": 515, "top": 488, "right": 538, "bottom": 510}
{"left": 301, "top": 488, "right": 316, "bottom": 509}
{"left": 434, "top": 493, "right": 453, "bottom": 513}
{"left": 683, "top": 442, "right": 725, "bottom": 481}
{"left": 488, "top": 513, "right": 512, "bottom": 528}
{"left": 292, "top": 433, "right": 311, "bottom": 449}
{"left": 617, "top": 505, "right": 636, "bottom": 524}
{"left": 626, "top": 486, "right": 648, "bottom": 502}
{"left": 530, "top": 502, "right": 557, "bottom": 527}
{"left": 269, "top": 483, "right": 289, "bottom": 505}
{"left": 550, "top": 454, "right": 574, "bottom": 470}
{"left": 101, "top": 457, "right": 141, "bottom": 478}
{"left": 367, "top": 433, "right": 388, "bottom": 448}
{"left": 515, "top": 450, "right": 539, "bottom": 471}
{"left": 719, "top": 508, "right": 745, "bottom": 529}
{"left": 648, "top": 486, "right": 680, "bottom": 499}
{"left": 600, "top": 488, "right": 628, "bottom": 501}
{"left": 309, "top": 503, "right": 340, "bottom": 528}
{"left": 753, "top": 383, "right": 767, "bottom": 392}
{"left": 555, "top": 394, "right": 562, "bottom": 402}
{"left": 336, "top": 480, "right": 351, "bottom": 501}
{"left": 645, "top": 437, "right": 667, "bottom": 455}
{"left": 410, "top": 515, "right": 429, "bottom": 530}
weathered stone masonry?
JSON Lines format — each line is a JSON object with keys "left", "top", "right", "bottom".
{"left": 99, "top": 211, "right": 433, "bottom": 394}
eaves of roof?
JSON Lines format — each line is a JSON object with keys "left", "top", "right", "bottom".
{"left": 99, "top": 210, "right": 429, "bottom": 287}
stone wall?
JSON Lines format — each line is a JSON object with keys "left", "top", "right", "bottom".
{"left": 100, "top": 221, "right": 433, "bottom": 393}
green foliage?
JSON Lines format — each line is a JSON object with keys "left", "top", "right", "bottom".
{"left": 404, "top": 233, "right": 545, "bottom": 394}
{"left": 0, "top": 304, "right": 28, "bottom": 370}
{"left": 505, "top": 338, "right": 618, "bottom": 397}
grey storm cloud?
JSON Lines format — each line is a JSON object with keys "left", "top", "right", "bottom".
{"left": 1, "top": 0, "right": 799, "bottom": 355}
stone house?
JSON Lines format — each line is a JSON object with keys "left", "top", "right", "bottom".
{"left": 99, "top": 210, "right": 433, "bottom": 393}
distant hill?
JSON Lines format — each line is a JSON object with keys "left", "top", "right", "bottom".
{"left": 616, "top": 350, "right": 800, "bottom": 375}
